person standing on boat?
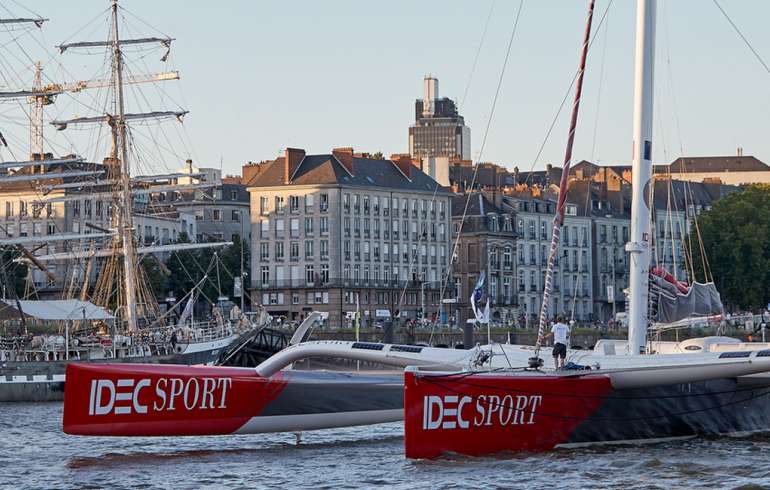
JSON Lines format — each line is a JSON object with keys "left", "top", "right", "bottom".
{"left": 541, "top": 315, "right": 570, "bottom": 370}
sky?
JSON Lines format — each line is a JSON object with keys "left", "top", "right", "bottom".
{"left": 4, "top": 0, "right": 770, "bottom": 177}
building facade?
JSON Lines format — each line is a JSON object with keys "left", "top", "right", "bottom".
{"left": 247, "top": 147, "right": 453, "bottom": 326}
{"left": 451, "top": 194, "right": 518, "bottom": 326}
{"left": 502, "top": 193, "right": 594, "bottom": 325}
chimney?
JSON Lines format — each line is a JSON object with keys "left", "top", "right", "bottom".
{"left": 284, "top": 147, "right": 306, "bottom": 183}
{"left": 390, "top": 154, "right": 413, "bottom": 179}
{"left": 332, "top": 147, "right": 354, "bottom": 175}
{"left": 242, "top": 161, "right": 265, "bottom": 185}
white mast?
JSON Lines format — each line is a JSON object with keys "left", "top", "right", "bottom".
{"left": 111, "top": 0, "right": 139, "bottom": 333}
{"left": 626, "top": 0, "right": 656, "bottom": 355}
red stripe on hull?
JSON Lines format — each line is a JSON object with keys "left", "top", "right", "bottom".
{"left": 404, "top": 371, "right": 612, "bottom": 459}
{"left": 63, "top": 363, "right": 287, "bottom": 436}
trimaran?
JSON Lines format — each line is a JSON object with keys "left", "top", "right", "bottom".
{"left": 63, "top": 0, "right": 770, "bottom": 459}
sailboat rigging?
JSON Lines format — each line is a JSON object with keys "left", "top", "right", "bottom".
{"left": 0, "top": 1, "right": 265, "bottom": 402}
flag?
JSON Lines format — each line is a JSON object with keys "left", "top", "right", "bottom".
{"left": 355, "top": 292, "right": 360, "bottom": 342}
{"left": 178, "top": 293, "right": 195, "bottom": 326}
{"left": 480, "top": 298, "right": 490, "bottom": 324}
{"left": 470, "top": 272, "right": 486, "bottom": 323}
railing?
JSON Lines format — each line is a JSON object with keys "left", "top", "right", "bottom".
{"left": 256, "top": 279, "right": 443, "bottom": 289}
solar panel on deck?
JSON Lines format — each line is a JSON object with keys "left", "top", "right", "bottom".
{"left": 391, "top": 345, "right": 423, "bottom": 353}
{"left": 718, "top": 351, "right": 751, "bottom": 358}
{"left": 351, "top": 342, "right": 384, "bottom": 351}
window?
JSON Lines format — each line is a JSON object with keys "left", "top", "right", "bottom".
{"left": 260, "top": 219, "right": 269, "bottom": 238}
{"left": 290, "top": 218, "right": 300, "bottom": 237}
{"left": 363, "top": 196, "right": 370, "bottom": 214}
{"left": 373, "top": 219, "right": 380, "bottom": 238}
{"left": 305, "top": 217, "right": 313, "bottom": 235}
{"left": 231, "top": 210, "right": 240, "bottom": 222}
{"left": 305, "top": 193, "right": 314, "bottom": 212}
{"left": 261, "top": 266, "right": 270, "bottom": 285}
{"left": 344, "top": 241, "right": 351, "bottom": 261}
{"left": 260, "top": 242, "right": 269, "bottom": 260}
{"left": 305, "top": 240, "right": 314, "bottom": 259}
{"left": 320, "top": 216, "right": 329, "bottom": 235}
{"left": 275, "top": 218, "right": 284, "bottom": 238}
{"left": 290, "top": 195, "right": 300, "bottom": 213}
{"left": 320, "top": 240, "right": 329, "bottom": 260}
{"left": 373, "top": 196, "right": 380, "bottom": 214}
{"left": 305, "top": 265, "right": 315, "bottom": 285}
{"left": 320, "top": 193, "right": 329, "bottom": 212}
{"left": 275, "top": 241, "right": 284, "bottom": 260}
{"left": 321, "top": 264, "right": 329, "bottom": 284}
{"left": 383, "top": 197, "right": 390, "bottom": 216}
{"left": 276, "top": 196, "right": 285, "bottom": 213}
{"left": 344, "top": 217, "right": 351, "bottom": 237}
{"left": 290, "top": 242, "right": 299, "bottom": 260}
{"left": 292, "top": 292, "right": 300, "bottom": 305}
{"left": 230, "top": 190, "right": 238, "bottom": 200}
{"left": 344, "top": 194, "right": 351, "bottom": 213}
{"left": 354, "top": 194, "right": 360, "bottom": 213}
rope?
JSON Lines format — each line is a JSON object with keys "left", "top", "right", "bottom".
{"left": 460, "top": 0, "right": 496, "bottom": 111}
{"left": 429, "top": 0, "right": 525, "bottom": 345}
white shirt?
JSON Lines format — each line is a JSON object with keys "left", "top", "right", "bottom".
{"left": 551, "top": 322, "right": 570, "bottom": 345}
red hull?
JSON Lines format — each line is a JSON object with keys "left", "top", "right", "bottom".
{"left": 404, "top": 370, "right": 612, "bottom": 459}
{"left": 63, "top": 363, "right": 287, "bottom": 436}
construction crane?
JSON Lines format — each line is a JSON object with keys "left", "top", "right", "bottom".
{"left": 27, "top": 62, "right": 179, "bottom": 157}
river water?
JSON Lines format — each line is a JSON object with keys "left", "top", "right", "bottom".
{"left": 2, "top": 402, "right": 770, "bottom": 489}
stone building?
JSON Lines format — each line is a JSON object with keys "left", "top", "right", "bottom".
{"left": 246, "top": 147, "right": 453, "bottom": 326}
{"left": 451, "top": 193, "right": 517, "bottom": 326}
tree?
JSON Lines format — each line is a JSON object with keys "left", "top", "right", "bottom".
{"left": 165, "top": 233, "right": 200, "bottom": 302}
{"left": 691, "top": 185, "right": 770, "bottom": 311}
{"left": 0, "top": 247, "right": 27, "bottom": 298}
{"left": 163, "top": 234, "right": 249, "bottom": 307}
{"left": 139, "top": 254, "right": 167, "bottom": 299}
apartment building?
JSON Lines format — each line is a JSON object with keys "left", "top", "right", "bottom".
{"left": 246, "top": 147, "right": 453, "bottom": 326}
{"left": 451, "top": 193, "right": 518, "bottom": 325}
{"left": 502, "top": 192, "right": 594, "bottom": 324}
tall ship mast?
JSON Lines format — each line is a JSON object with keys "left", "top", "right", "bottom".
{"left": 0, "top": 1, "right": 267, "bottom": 403}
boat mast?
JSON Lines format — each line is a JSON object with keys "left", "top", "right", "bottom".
{"left": 111, "top": 0, "right": 139, "bottom": 333}
{"left": 532, "top": 0, "right": 595, "bottom": 364}
{"left": 626, "top": 0, "right": 656, "bottom": 355}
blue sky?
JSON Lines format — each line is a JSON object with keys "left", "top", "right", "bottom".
{"left": 8, "top": 0, "right": 770, "bottom": 176}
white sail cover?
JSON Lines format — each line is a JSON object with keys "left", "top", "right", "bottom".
{"left": 0, "top": 299, "right": 113, "bottom": 320}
